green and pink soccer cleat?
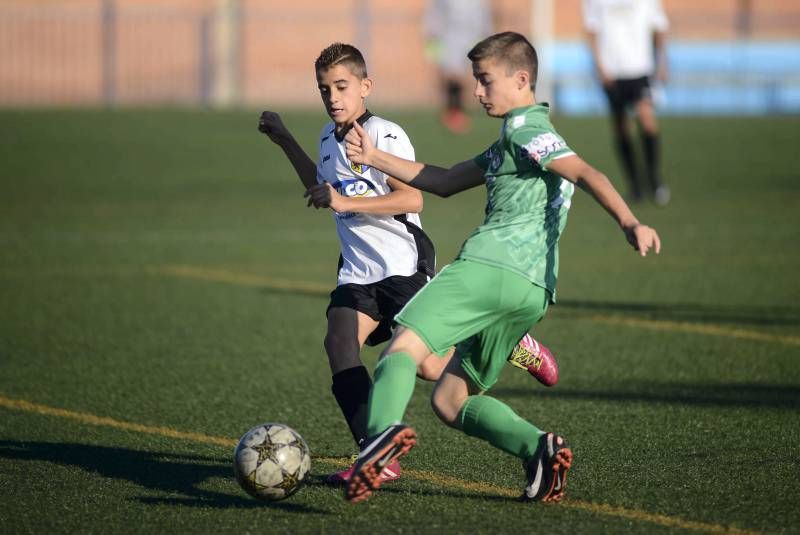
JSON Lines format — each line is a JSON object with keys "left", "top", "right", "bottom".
{"left": 508, "top": 333, "right": 559, "bottom": 386}
{"left": 327, "top": 454, "right": 401, "bottom": 485}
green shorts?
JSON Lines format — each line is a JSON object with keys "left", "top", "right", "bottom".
{"left": 395, "top": 259, "right": 549, "bottom": 391}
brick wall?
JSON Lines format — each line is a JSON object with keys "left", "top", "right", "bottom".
{"left": 1, "top": 0, "right": 798, "bottom": 106}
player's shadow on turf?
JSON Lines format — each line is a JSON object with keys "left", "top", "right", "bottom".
{"left": 0, "top": 441, "right": 328, "bottom": 514}
{"left": 554, "top": 298, "right": 800, "bottom": 327}
{"left": 377, "top": 485, "right": 515, "bottom": 502}
{"left": 250, "top": 283, "right": 800, "bottom": 327}
{"left": 306, "top": 473, "right": 517, "bottom": 502}
{"left": 494, "top": 382, "right": 800, "bottom": 410}
{"left": 313, "top": 478, "right": 515, "bottom": 502}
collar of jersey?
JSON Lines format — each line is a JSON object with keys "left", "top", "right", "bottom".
{"left": 506, "top": 102, "right": 550, "bottom": 119}
{"left": 333, "top": 109, "right": 373, "bottom": 143}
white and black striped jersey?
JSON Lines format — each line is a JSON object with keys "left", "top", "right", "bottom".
{"left": 316, "top": 111, "right": 435, "bottom": 286}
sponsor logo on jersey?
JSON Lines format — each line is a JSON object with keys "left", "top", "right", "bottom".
{"left": 334, "top": 178, "right": 378, "bottom": 198}
{"left": 350, "top": 161, "right": 369, "bottom": 174}
{"left": 491, "top": 151, "right": 502, "bottom": 172}
{"left": 550, "top": 180, "right": 575, "bottom": 210}
{"left": 485, "top": 175, "right": 497, "bottom": 212}
{"left": 522, "top": 132, "right": 568, "bottom": 164}
{"left": 322, "top": 154, "right": 331, "bottom": 162}
{"left": 483, "top": 147, "right": 502, "bottom": 173}
{"left": 383, "top": 133, "right": 397, "bottom": 139}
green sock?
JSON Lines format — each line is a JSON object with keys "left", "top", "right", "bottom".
{"left": 459, "top": 395, "right": 543, "bottom": 459}
{"left": 366, "top": 352, "right": 417, "bottom": 437}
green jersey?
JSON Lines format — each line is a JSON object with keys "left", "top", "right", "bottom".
{"left": 458, "top": 103, "right": 575, "bottom": 301}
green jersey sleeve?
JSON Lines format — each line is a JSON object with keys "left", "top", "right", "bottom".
{"left": 510, "top": 126, "right": 574, "bottom": 171}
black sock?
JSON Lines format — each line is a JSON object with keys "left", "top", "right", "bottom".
{"left": 331, "top": 366, "right": 372, "bottom": 448}
{"left": 642, "top": 132, "right": 663, "bottom": 191}
{"left": 616, "top": 135, "right": 642, "bottom": 199}
{"left": 445, "top": 80, "right": 462, "bottom": 111}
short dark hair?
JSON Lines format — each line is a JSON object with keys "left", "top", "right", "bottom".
{"left": 467, "top": 32, "right": 538, "bottom": 89}
{"left": 315, "top": 43, "right": 368, "bottom": 79}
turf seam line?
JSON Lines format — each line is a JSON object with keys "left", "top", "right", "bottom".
{"left": 154, "top": 265, "right": 330, "bottom": 295}
{"left": 0, "top": 394, "right": 764, "bottom": 535}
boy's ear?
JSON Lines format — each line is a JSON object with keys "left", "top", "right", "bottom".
{"left": 516, "top": 69, "right": 530, "bottom": 90}
{"left": 360, "top": 77, "right": 374, "bottom": 97}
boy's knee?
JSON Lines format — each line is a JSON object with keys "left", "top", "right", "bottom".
{"left": 641, "top": 123, "right": 659, "bottom": 137}
{"left": 324, "top": 329, "right": 357, "bottom": 351}
{"left": 380, "top": 327, "right": 431, "bottom": 362}
{"left": 430, "top": 389, "right": 463, "bottom": 429}
{"left": 324, "top": 332, "right": 360, "bottom": 372}
{"left": 416, "top": 356, "right": 444, "bottom": 381}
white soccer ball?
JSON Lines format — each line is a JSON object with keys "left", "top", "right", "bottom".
{"left": 233, "top": 423, "right": 311, "bottom": 501}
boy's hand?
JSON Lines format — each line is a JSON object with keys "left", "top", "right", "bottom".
{"left": 624, "top": 224, "right": 661, "bottom": 257}
{"left": 345, "top": 121, "right": 375, "bottom": 165}
{"left": 304, "top": 183, "right": 348, "bottom": 212}
{"left": 258, "top": 111, "right": 290, "bottom": 143}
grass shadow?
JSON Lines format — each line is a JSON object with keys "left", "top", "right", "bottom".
{"left": 493, "top": 382, "right": 800, "bottom": 409}
{"left": 315, "top": 476, "right": 516, "bottom": 503}
{"left": 0, "top": 441, "right": 329, "bottom": 513}
{"left": 553, "top": 299, "right": 800, "bottom": 327}
{"left": 249, "top": 281, "right": 800, "bottom": 328}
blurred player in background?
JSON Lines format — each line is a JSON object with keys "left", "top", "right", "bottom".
{"left": 257, "top": 42, "right": 556, "bottom": 486}
{"left": 424, "top": 0, "right": 492, "bottom": 134}
{"left": 584, "top": 0, "right": 671, "bottom": 206}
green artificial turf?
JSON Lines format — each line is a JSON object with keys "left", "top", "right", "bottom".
{"left": 0, "top": 108, "right": 798, "bottom": 533}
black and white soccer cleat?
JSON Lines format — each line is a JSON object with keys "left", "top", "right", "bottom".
{"left": 521, "top": 432, "right": 573, "bottom": 503}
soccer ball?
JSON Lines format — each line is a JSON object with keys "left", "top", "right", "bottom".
{"left": 233, "top": 423, "right": 311, "bottom": 501}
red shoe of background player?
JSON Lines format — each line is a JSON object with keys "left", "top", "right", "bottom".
{"left": 508, "top": 334, "right": 559, "bottom": 386}
{"left": 441, "top": 109, "right": 471, "bottom": 134}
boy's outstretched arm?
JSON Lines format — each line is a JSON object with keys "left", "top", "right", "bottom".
{"left": 548, "top": 155, "right": 661, "bottom": 257}
{"left": 258, "top": 111, "right": 317, "bottom": 190}
{"left": 345, "top": 121, "right": 485, "bottom": 197}
{"left": 304, "top": 177, "right": 423, "bottom": 215}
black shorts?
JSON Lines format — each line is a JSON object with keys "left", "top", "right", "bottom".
{"left": 327, "top": 271, "right": 429, "bottom": 346}
{"left": 604, "top": 76, "right": 652, "bottom": 114}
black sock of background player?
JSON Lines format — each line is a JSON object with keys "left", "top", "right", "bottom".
{"left": 446, "top": 79, "right": 462, "bottom": 111}
{"left": 642, "top": 132, "right": 663, "bottom": 191}
{"left": 616, "top": 135, "right": 642, "bottom": 200}
{"left": 331, "top": 365, "right": 372, "bottom": 449}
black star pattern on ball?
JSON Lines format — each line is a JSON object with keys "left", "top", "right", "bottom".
{"left": 277, "top": 469, "right": 300, "bottom": 493}
{"left": 252, "top": 438, "right": 278, "bottom": 465}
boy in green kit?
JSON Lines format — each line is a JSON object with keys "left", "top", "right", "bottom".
{"left": 342, "top": 32, "right": 661, "bottom": 504}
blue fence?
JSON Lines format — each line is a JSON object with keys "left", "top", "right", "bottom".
{"left": 554, "top": 41, "right": 800, "bottom": 115}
